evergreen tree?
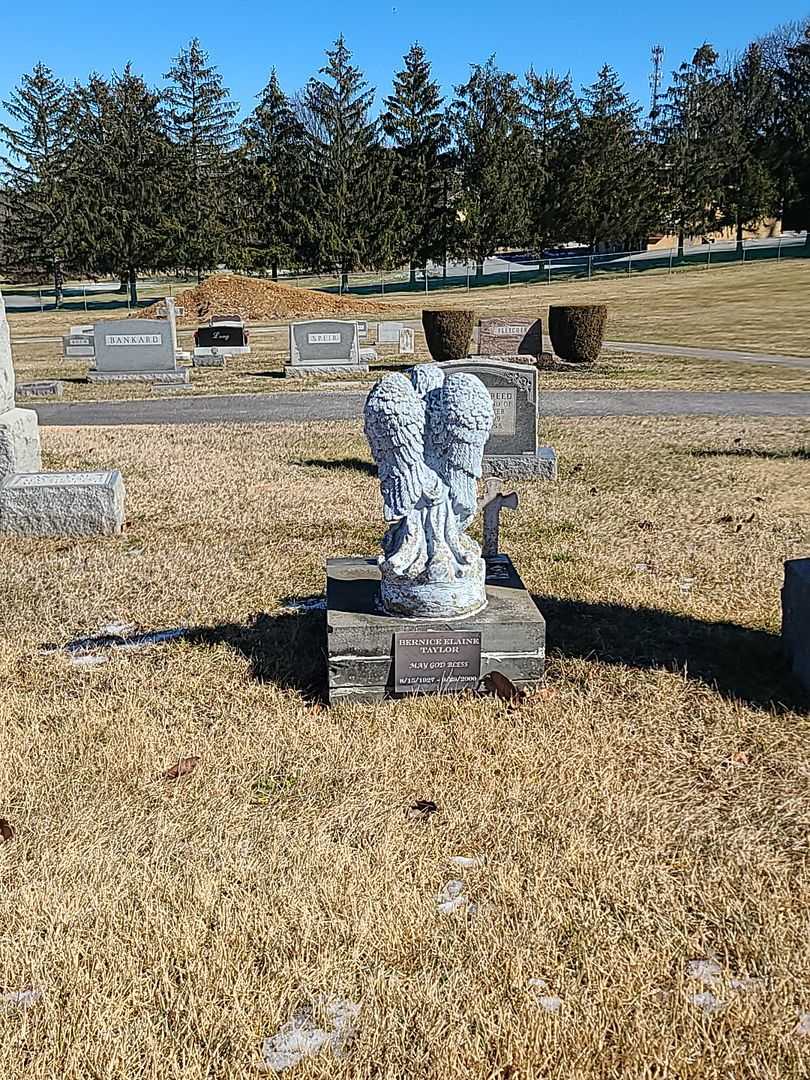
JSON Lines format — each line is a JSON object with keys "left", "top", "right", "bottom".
{"left": 449, "top": 57, "right": 531, "bottom": 277}
{"left": 659, "top": 45, "right": 724, "bottom": 256}
{"left": 70, "top": 67, "right": 172, "bottom": 305}
{"left": 163, "top": 39, "right": 238, "bottom": 280}
{"left": 523, "top": 69, "right": 577, "bottom": 250}
{"left": 0, "top": 64, "right": 72, "bottom": 302}
{"left": 778, "top": 25, "right": 810, "bottom": 248}
{"left": 300, "top": 36, "right": 394, "bottom": 290}
{"left": 381, "top": 43, "right": 450, "bottom": 283}
{"left": 568, "top": 65, "right": 656, "bottom": 251}
{"left": 238, "top": 70, "right": 307, "bottom": 278}
{"left": 715, "top": 45, "right": 779, "bottom": 253}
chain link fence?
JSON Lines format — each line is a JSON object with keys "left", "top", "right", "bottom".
{"left": 3, "top": 235, "right": 807, "bottom": 314}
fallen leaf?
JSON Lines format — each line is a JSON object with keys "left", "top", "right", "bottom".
{"left": 162, "top": 756, "right": 200, "bottom": 781}
{"left": 0, "top": 819, "right": 14, "bottom": 843}
{"left": 637, "top": 520, "right": 654, "bottom": 531}
{"left": 728, "top": 750, "right": 750, "bottom": 766}
{"left": 406, "top": 799, "right": 439, "bottom": 821}
{"left": 480, "top": 671, "right": 525, "bottom": 703}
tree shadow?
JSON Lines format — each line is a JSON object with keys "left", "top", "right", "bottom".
{"left": 189, "top": 610, "right": 327, "bottom": 703}
{"left": 689, "top": 447, "right": 810, "bottom": 461}
{"left": 535, "top": 594, "right": 803, "bottom": 712}
{"left": 294, "top": 457, "right": 377, "bottom": 476}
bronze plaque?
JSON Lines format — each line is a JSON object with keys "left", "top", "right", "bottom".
{"left": 394, "top": 630, "right": 482, "bottom": 695}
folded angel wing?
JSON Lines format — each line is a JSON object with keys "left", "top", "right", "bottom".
{"left": 441, "top": 373, "right": 495, "bottom": 526}
{"left": 364, "top": 373, "right": 439, "bottom": 521}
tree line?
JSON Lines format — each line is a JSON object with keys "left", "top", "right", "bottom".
{"left": 1, "top": 20, "right": 808, "bottom": 304}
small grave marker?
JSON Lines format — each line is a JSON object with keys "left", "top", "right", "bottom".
{"left": 394, "top": 630, "right": 482, "bottom": 695}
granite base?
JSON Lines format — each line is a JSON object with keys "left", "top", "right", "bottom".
{"left": 87, "top": 370, "right": 190, "bottom": 384}
{"left": 483, "top": 447, "right": 558, "bottom": 481}
{"left": 782, "top": 558, "right": 810, "bottom": 693}
{"left": 326, "top": 554, "right": 545, "bottom": 703}
{"left": 285, "top": 363, "right": 369, "bottom": 379}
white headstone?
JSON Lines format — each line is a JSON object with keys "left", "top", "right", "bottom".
{"left": 0, "top": 290, "right": 15, "bottom": 411}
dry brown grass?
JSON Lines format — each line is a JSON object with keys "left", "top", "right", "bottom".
{"left": 1, "top": 417, "right": 809, "bottom": 1078}
{"left": 8, "top": 336, "right": 810, "bottom": 405}
{"left": 7, "top": 260, "right": 810, "bottom": 359}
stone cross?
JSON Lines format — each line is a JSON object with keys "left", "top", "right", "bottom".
{"left": 478, "top": 477, "right": 518, "bottom": 559}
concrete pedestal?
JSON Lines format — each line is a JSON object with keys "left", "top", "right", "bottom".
{"left": 0, "top": 470, "right": 126, "bottom": 536}
{"left": 782, "top": 558, "right": 810, "bottom": 692}
{"left": 0, "top": 407, "right": 42, "bottom": 479}
{"left": 285, "top": 362, "right": 369, "bottom": 379}
{"left": 87, "top": 370, "right": 190, "bottom": 384}
{"left": 483, "top": 447, "right": 558, "bottom": 481}
{"left": 326, "top": 554, "right": 545, "bottom": 703}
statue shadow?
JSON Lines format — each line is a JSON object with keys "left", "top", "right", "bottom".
{"left": 689, "top": 447, "right": 810, "bottom": 461}
{"left": 188, "top": 609, "right": 327, "bottom": 703}
{"left": 294, "top": 457, "right": 377, "bottom": 476}
{"left": 534, "top": 594, "right": 803, "bottom": 712}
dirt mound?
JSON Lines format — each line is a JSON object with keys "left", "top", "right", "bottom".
{"left": 139, "top": 274, "right": 387, "bottom": 325}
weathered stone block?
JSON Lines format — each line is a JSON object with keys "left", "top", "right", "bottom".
{"left": 285, "top": 362, "right": 369, "bottom": 378}
{"left": 0, "top": 470, "right": 126, "bottom": 536}
{"left": 782, "top": 558, "right": 810, "bottom": 692}
{"left": 327, "top": 554, "right": 545, "bottom": 703}
{"left": 87, "top": 370, "right": 190, "bottom": 384}
{"left": 17, "top": 380, "right": 64, "bottom": 398}
{"left": 0, "top": 407, "right": 42, "bottom": 480}
{"left": 483, "top": 447, "right": 558, "bottom": 480}
{"left": 192, "top": 353, "right": 226, "bottom": 368}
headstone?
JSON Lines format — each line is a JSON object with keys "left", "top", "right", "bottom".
{"left": 0, "top": 470, "right": 125, "bottom": 536}
{"left": 89, "top": 318, "right": 188, "bottom": 383}
{"left": 0, "top": 288, "right": 127, "bottom": 536}
{"left": 436, "top": 359, "right": 557, "bottom": 480}
{"left": 17, "top": 380, "right": 64, "bottom": 399}
{"left": 194, "top": 321, "right": 249, "bottom": 355}
{"left": 62, "top": 326, "right": 95, "bottom": 359}
{"left": 286, "top": 320, "right": 366, "bottom": 377}
{"left": 478, "top": 316, "right": 543, "bottom": 359}
{"left": 378, "top": 321, "right": 405, "bottom": 344}
{"left": 356, "top": 321, "right": 369, "bottom": 340}
{"left": 398, "top": 328, "right": 415, "bottom": 355}
{"left": 782, "top": 558, "right": 810, "bottom": 693}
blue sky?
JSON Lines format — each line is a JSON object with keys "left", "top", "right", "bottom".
{"left": 1, "top": 0, "right": 806, "bottom": 124}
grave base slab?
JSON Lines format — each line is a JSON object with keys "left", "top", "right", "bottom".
{"left": 0, "top": 407, "right": 42, "bottom": 480}
{"left": 782, "top": 558, "right": 810, "bottom": 692}
{"left": 0, "top": 469, "right": 126, "bottom": 536}
{"left": 326, "top": 554, "right": 545, "bottom": 704}
{"left": 285, "top": 362, "right": 369, "bottom": 379}
{"left": 87, "top": 370, "right": 190, "bottom": 384}
{"left": 483, "top": 447, "right": 558, "bottom": 481}
{"left": 192, "top": 354, "right": 226, "bottom": 368}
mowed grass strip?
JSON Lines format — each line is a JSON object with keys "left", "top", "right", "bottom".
{"left": 0, "top": 417, "right": 809, "bottom": 1079}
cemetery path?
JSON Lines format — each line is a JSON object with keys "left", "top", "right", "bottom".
{"left": 34, "top": 389, "right": 810, "bottom": 428}
{"left": 603, "top": 341, "right": 810, "bottom": 370}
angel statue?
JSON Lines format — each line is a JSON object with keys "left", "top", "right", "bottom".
{"left": 364, "top": 363, "right": 494, "bottom": 618}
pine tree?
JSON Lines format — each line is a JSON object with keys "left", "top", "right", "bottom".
{"left": 659, "top": 45, "right": 724, "bottom": 256}
{"left": 524, "top": 69, "right": 577, "bottom": 250}
{"left": 381, "top": 43, "right": 450, "bottom": 283}
{"left": 715, "top": 45, "right": 779, "bottom": 253}
{"left": 70, "top": 67, "right": 172, "bottom": 305}
{"left": 568, "top": 65, "right": 656, "bottom": 251}
{"left": 300, "top": 36, "right": 393, "bottom": 290}
{"left": 449, "top": 57, "right": 532, "bottom": 278}
{"left": 778, "top": 25, "right": 810, "bottom": 248}
{"left": 0, "top": 64, "right": 72, "bottom": 303}
{"left": 164, "top": 39, "right": 238, "bottom": 281}
{"left": 238, "top": 71, "right": 307, "bottom": 278}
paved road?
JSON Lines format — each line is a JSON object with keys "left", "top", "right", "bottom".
{"left": 33, "top": 389, "right": 810, "bottom": 428}
{"left": 604, "top": 340, "right": 810, "bottom": 371}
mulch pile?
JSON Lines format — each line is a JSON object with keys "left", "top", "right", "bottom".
{"left": 138, "top": 274, "right": 386, "bottom": 325}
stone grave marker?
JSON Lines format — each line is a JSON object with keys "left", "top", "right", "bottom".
{"left": 62, "top": 325, "right": 95, "bottom": 359}
{"left": 479, "top": 316, "right": 543, "bottom": 359}
{"left": 17, "top": 380, "right": 64, "bottom": 399}
{"left": 194, "top": 320, "right": 250, "bottom": 356}
{"left": 90, "top": 318, "right": 188, "bottom": 383}
{"left": 399, "top": 328, "right": 415, "bottom": 355}
{"left": 437, "top": 359, "right": 557, "bottom": 479}
{"left": 378, "top": 321, "right": 405, "bottom": 344}
{"left": 286, "top": 320, "right": 366, "bottom": 377}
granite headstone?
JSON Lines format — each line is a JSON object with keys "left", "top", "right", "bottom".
{"left": 479, "top": 317, "right": 543, "bottom": 359}
{"left": 90, "top": 318, "right": 187, "bottom": 382}
{"left": 286, "top": 320, "right": 365, "bottom": 376}
{"left": 436, "top": 359, "right": 557, "bottom": 479}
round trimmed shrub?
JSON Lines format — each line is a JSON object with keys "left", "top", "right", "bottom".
{"left": 548, "top": 304, "right": 608, "bottom": 363}
{"left": 422, "top": 309, "right": 475, "bottom": 362}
